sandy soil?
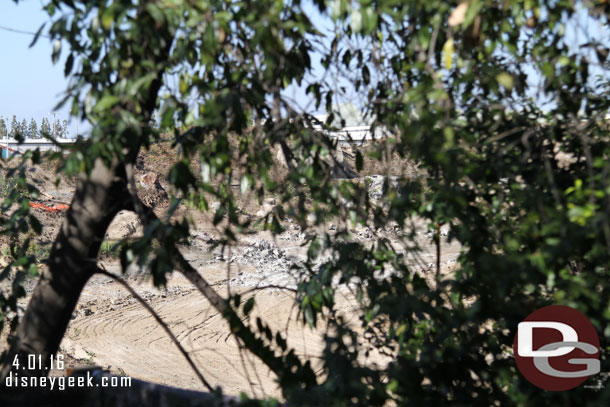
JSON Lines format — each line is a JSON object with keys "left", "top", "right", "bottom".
{"left": 0, "top": 143, "right": 461, "bottom": 398}
{"left": 1, "top": 218, "right": 461, "bottom": 398}
{"left": 55, "top": 222, "right": 461, "bottom": 398}
{"left": 63, "top": 271, "right": 336, "bottom": 397}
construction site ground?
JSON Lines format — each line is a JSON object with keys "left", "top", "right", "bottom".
{"left": 0, "top": 142, "right": 461, "bottom": 398}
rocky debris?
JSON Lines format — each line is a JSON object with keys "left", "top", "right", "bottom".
{"left": 276, "top": 147, "right": 288, "bottom": 167}
{"left": 191, "top": 231, "right": 217, "bottom": 246}
{"left": 278, "top": 232, "right": 306, "bottom": 241}
{"left": 139, "top": 172, "right": 161, "bottom": 189}
{"left": 354, "top": 225, "right": 373, "bottom": 240}
{"left": 138, "top": 172, "right": 169, "bottom": 209}
{"left": 361, "top": 174, "right": 418, "bottom": 214}
{"left": 206, "top": 239, "right": 305, "bottom": 289}
{"left": 74, "top": 301, "right": 101, "bottom": 319}
{"left": 366, "top": 175, "right": 400, "bottom": 202}
{"left": 278, "top": 223, "right": 306, "bottom": 241}
{"left": 254, "top": 198, "right": 277, "bottom": 218}
{"left": 135, "top": 285, "right": 195, "bottom": 301}
{"left": 277, "top": 143, "right": 357, "bottom": 179}
{"left": 238, "top": 240, "right": 290, "bottom": 268}
{"left": 61, "top": 338, "right": 99, "bottom": 364}
{"left": 306, "top": 213, "right": 317, "bottom": 224}
{"left": 72, "top": 285, "right": 197, "bottom": 320}
{"left": 106, "top": 211, "right": 143, "bottom": 240}
{"left": 315, "top": 145, "right": 359, "bottom": 179}
{"left": 331, "top": 159, "right": 358, "bottom": 179}
{"left": 210, "top": 201, "right": 222, "bottom": 211}
{"left": 0, "top": 253, "right": 9, "bottom": 269}
{"left": 416, "top": 225, "right": 451, "bottom": 238}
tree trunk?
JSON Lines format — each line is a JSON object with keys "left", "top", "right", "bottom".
{"left": 0, "top": 5, "right": 174, "bottom": 382}
{"left": 0, "top": 159, "right": 131, "bottom": 381}
{"left": 0, "top": 5, "right": 172, "bottom": 385}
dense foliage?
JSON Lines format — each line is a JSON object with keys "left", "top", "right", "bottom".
{"left": 2, "top": 0, "right": 610, "bottom": 405}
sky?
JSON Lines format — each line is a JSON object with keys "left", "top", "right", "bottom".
{"left": 0, "top": 0, "right": 80, "bottom": 136}
{"left": 3, "top": 1, "right": 608, "bottom": 138}
{"left": 0, "top": 0, "right": 332, "bottom": 138}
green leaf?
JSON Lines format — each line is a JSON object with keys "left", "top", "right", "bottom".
{"left": 52, "top": 40, "right": 62, "bottom": 64}
{"left": 27, "top": 264, "right": 38, "bottom": 277}
{"left": 179, "top": 75, "right": 189, "bottom": 95}
{"left": 29, "top": 216, "right": 42, "bottom": 235}
{"left": 443, "top": 38, "right": 454, "bottom": 70}
{"left": 240, "top": 175, "right": 251, "bottom": 193}
{"left": 243, "top": 298, "right": 255, "bottom": 315}
{"left": 64, "top": 53, "right": 74, "bottom": 77}
{"left": 362, "top": 65, "right": 370, "bottom": 85}
{"left": 146, "top": 3, "right": 165, "bottom": 25}
{"left": 304, "top": 306, "right": 315, "bottom": 328}
{"left": 496, "top": 72, "right": 514, "bottom": 90}
{"left": 464, "top": 0, "right": 483, "bottom": 27}
{"left": 29, "top": 23, "right": 46, "bottom": 48}
{"left": 350, "top": 9, "right": 362, "bottom": 32}
{"left": 355, "top": 151, "right": 363, "bottom": 172}
{"left": 101, "top": 8, "right": 114, "bottom": 30}
{"left": 362, "top": 7, "right": 378, "bottom": 35}
{"left": 93, "top": 95, "right": 120, "bottom": 113}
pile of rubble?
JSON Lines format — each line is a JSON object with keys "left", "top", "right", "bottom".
{"left": 138, "top": 172, "right": 170, "bottom": 209}
{"left": 365, "top": 175, "right": 402, "bottom": 202}
{"left": 223, "top": 239, "right": 305, "bottom": 289}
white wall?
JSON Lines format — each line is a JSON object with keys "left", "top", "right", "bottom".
{"left": 0, "top": 138, "right": 75, "bottom": 155}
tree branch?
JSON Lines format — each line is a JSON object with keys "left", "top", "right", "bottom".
{"left": 95, "top": 267, "right": 214, "bottom": 392}
{"left": 128, "top": 199, "right": 311, "bottom": 384}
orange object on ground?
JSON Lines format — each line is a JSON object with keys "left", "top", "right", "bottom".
{"left": 29, "top": 202, "right": 70, "bottom": 213}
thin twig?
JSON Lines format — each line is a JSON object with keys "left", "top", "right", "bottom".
{"left": 124, "top": 162, "right": 146, "bottom": 220}
{"left": 130, "top": 197, "right": 309, "bottom": 381}
{"left": 0, "top": 24, "right": 50, "bottom": 38}
{"left": 243, "top": 338, "right": 267, "bottom": 398}
{"left": 435, "top": 222, "right": 441, "bottom": 290}
{"left": 234, "top": 335, "right": 259, "bottom": 398}
{"left": 239, "top": 284, "right": 298, "bottom": 296}
{"left": 96, "top": 267, "right": 215, "bottom": 392}
{"left": 227, "top": 245, "right": 232, "bottom": 298}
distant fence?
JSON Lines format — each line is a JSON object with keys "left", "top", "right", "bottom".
{"left": 0, "top": 138, "right": 76, "bottom": 158}
{"left": 0, "top": 125, "right": 383, "bottom": 157}
{"left": 312, "top": 125, "right": 385, "bottom": 145}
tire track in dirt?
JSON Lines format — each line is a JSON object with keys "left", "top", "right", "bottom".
{"left": 58, "top": 231, "right": 462, "bottom": 397}
{"left": 63, "top": 270, "right": 332, "bottom": 396}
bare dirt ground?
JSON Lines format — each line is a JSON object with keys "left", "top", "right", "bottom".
{"left": 0, "top": 143, "right": 461, "bottom": 398}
